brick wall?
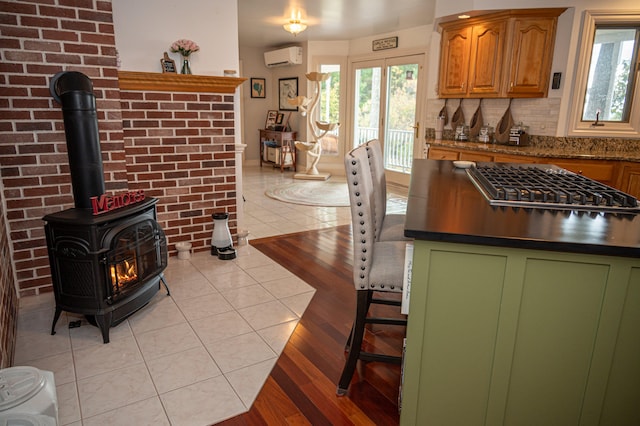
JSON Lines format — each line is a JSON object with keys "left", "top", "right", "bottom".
{"left": 119, "top": 89, "right": 237, "bottom": 252}
{"left": 0, "top": 189, "right": 18, "bottom": 368}
{"left": 0, "top": 2, "right": 238, "bottom": 303}
{"left": 0, "top": 0, "right": 128, "bottom": 301}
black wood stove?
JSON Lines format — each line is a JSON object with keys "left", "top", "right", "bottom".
{"left": 44, "top": 71, "right": 169, "bottom": 343}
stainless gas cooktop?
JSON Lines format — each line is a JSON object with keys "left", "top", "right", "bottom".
{"left": 466, "top": 163, "right": 640, "bottom": 213}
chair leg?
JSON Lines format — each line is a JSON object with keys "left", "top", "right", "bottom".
{"left": 344, "top": 323, "right": 354, "bottom": 351}
{"left": 337, "top": 291, "right": 370, "bottom": 395}
{"left": 344, "top": 290, "right": 374, "bottom": 351}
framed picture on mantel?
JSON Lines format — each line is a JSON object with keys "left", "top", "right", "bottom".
{"left": 160, "top": 52, "right": 177, "bottom": 73}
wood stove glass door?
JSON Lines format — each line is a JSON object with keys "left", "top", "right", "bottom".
{"left": 106, "top": 219, "right": 167, "bottom": 302}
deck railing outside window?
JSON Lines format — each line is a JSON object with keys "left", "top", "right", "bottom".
{"left": 356, "top": 127, "right": 413, "bottom": 173}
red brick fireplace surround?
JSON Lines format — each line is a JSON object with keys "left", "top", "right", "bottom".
{"left": 0, "top": 1, "right": 245, "bottom": 366}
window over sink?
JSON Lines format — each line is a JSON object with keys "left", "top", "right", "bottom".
{"left": 569, "top": 11, "right": 640, "bottom": 138}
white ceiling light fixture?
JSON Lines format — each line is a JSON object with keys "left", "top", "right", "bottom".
{"left": 283, "top": 11, "right": 307, "bottom": 36}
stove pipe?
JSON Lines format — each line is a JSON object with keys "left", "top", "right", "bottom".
{"left": 50, "top": 71, "right": 105, "bottom": 209}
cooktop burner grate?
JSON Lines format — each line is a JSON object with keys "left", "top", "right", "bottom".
{"left": 467, "top": 164, "right": 640, "bottom": 212}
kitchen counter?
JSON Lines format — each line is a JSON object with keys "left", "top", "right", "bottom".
{"left": 404, "top": 159, "right": 640, "bottom": 257}
{"left": 428, "top": 138, "right": 640, "bottom": 162}
{"left": 400, "top": 159, "right": 640, "bottom": 426}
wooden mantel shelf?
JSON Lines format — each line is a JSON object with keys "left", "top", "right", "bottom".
{"left": 118, "top": 71, "right": 247, "bottom": 93}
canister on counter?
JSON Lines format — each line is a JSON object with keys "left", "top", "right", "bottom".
{"left": 435, "top": 116, "right": 445, "bottom": 140}
{"left": 508, "top": 122, "right": 529, "bottom": 146}
{"left": 478, "top": 125, "right": 493, "bottom": 143}
{"left": 454, "top": 125, "right": 469, "bottom": 141}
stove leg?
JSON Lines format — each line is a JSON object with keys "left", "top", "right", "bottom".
{"left": 94, "top": 313, "right": 112, "bottom": 344}
{"left": 50, "top": 306, "right": 62, "bottom": 335}
{"left": 160, "top": 273, "right": 170, "bottom": 296}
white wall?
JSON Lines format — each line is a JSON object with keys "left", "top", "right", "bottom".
{"left": 111, "top": 0, "right": 239, "bottom": 76}
{"left": 239, "top": 44, "right": 307, "bottom": 163}
{"left": 349, "top": 25, "right": 431, "bottom": 56}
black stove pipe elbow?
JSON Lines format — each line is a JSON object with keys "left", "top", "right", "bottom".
{"left": 50, "top": 71, "right": 105, "bottom": 209}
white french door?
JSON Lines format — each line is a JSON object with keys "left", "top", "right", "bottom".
{"left": 351, "top": 54, "right": 424, "bottom": 187}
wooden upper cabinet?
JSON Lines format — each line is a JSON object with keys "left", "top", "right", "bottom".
{"left": 505, "top": 17, "right": 558, "bottom": 97}
{"left": 438, "top": 8, "right": 565, "bottom": 99}
{"left": 468, "top": 20, "right": 507, "bottom": 97}
{"left": 439, "top": 21, "right": 506, "bottom": 97}
{"left": 439, "top": 26, "right": 472, "bottom": 97}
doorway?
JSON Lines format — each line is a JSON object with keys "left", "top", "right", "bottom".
{"left": 351, "top": 54, "right": 424, "bottom": 187}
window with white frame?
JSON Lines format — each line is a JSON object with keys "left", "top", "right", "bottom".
{"left": 317, "top": 63, "right": 341, "bottom": 155}
{"left": 569, "top": 11, "right": 640, "bottom": 137}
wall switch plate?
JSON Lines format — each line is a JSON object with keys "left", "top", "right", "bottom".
{"left": 552, "top": 72, "right": 561, "bottom": 89}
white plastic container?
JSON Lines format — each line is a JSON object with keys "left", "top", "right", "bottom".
{"left": 175, "top": 242, "right": 192, "bottom": 260}
{"left": 0, "top": 367, "right": 58, "bottom": 426}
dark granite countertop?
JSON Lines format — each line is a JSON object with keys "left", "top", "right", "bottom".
{"left": 404, "top": 159, "right": 640, "bottom": 257}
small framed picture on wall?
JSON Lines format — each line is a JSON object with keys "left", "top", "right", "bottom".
{"left": 250, "top": 78, "right": 266, "bottom": 98}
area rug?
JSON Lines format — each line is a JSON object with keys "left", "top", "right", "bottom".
{"left": 265, "top": 180, "right": 350, "bottom": 207}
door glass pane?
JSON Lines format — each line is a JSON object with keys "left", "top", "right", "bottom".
{"left": 353, "top": 66, "right": 381, "bottom": 148}
{"left": 384, "top": 63, "right": 418, "bottom": 173}
{"left": 318, "top": 64, "right": 340, "bottom": 155}
{"left": 582, "top": 27, "right": 638, "bottom": 122}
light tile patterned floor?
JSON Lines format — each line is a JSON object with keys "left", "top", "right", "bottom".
{"left": 14, "top": 165, "right": 407, "bottom": 425}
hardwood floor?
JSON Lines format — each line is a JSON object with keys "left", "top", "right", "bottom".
{"left": 218, "top": 224, "right": 405, "bottom": 426}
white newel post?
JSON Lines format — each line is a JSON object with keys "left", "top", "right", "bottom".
{"left": 234, "top": 142, "right": 247, "bottom": 236}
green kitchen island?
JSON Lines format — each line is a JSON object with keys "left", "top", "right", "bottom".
{"left": 400, "top": 160, "right": 640, "bottom": 426}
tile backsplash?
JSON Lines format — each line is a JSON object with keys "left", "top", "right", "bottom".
{"left": 426, "top": 98, "right": 640, "bottom": 155}
{"left": 427, "top": 98, "right": 561, "bottom": 137}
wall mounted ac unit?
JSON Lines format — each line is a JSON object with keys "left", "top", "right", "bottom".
{"left": 264, "top": 46, "right": 302, "bottom": 68}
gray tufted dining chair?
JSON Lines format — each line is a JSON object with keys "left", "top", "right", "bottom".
{"left": 363, "top": 139, "right": 411, "bottom": 242}
{"left": 337, "top": 143, "right": 408, "bottom": 396}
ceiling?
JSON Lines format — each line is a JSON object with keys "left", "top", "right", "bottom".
{"left": 237, "top": 0, "right": 437, "bottom": 49}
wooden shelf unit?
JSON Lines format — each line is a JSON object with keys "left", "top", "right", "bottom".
{"left": 259, "top": 129, "right": 297, "bottom": 172}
